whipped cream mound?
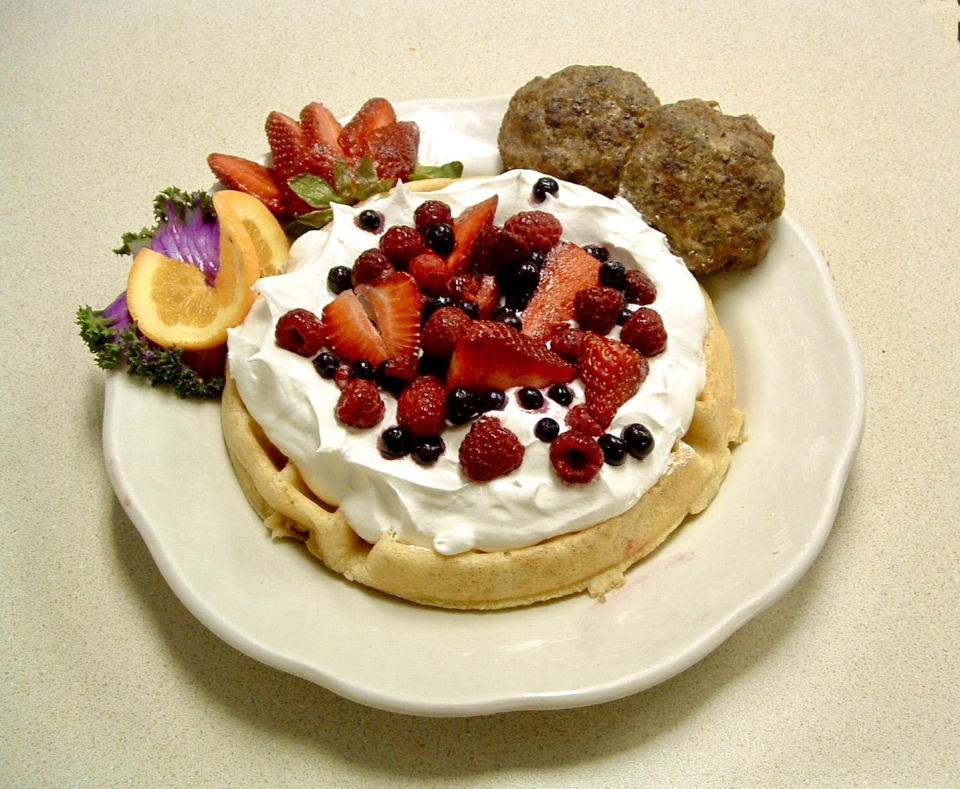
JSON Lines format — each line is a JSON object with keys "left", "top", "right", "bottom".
{"left": 227, "top": 170, "right": 707, "bottom": 555}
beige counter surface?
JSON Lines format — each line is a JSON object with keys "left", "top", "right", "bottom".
{"left": 3, "top": 1, "right": 958, "bottom": 786}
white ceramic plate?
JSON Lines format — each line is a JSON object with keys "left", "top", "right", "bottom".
{"left": 102, "top": 96, "right": 865, "bottom": 717}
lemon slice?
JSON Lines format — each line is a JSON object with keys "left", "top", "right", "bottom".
{"left": 213, "top": 189, "right": 290, "bottom": 277}
{"left": 126, "top": 189, "right": 282, "bottom": 350}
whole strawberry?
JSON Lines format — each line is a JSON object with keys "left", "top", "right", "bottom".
{"left": 578, "top": 333, "right": 648, "bottom": 427}
{"left": 335, "top": 378, "right": 385, "bottom": 429}
{"left": 459, "top": 415, "right": 525, "bottom": 481}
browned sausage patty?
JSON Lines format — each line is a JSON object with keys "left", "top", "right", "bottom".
{"left": 618, "top": 99, "right": 785, "bottom": 276}
{"left": 498, "top": 65, "right": 660, "bottom": 197}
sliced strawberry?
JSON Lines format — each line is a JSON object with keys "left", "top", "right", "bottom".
{"left": 446, "top": 195, "right": 499, "bottom": 277}
{"left": 364, "top": 121, "right": 419, "bottom": 181}
{"left": 299, "top": 102, "right": 345, "bottom": 184}
{"left": 521, "top": 242, "right": 602, "bottom": 341}
{"left": 577, "top": 333, "right": 648, "bottom": 427}
{"left": 264, "top": 111, "right": 316, "bottom": 215}
{"left": 321, "top": 290, "right": 389, "bottom": 366}
{"left": 206, "top": 153, "right": 284, "bottom": 215}
{"left": 300, "top": 102, "right": 343, "bottom": 153}
{"left": 338, "top": 97, "right": 397, "bottom": 159}
{"left": 446, "top": 321, "right": 576, "bottom": 393}
{"left": 355, "top": 271, "right": 422, "bottom": 359}
{"left": 473, "top": 275, "right": 500, "bottom": 319}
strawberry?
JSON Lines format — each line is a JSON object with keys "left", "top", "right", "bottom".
{"left": 207, "top": 153, "right": 284, "bottom": 215}
{"left": 355, "top": 271, "right": 422, "bottom": 359}
{"left": 264, "top": 111, "right": 318, "bottom": 215}
{"left": 335, "top": 378, "right": 385, "bottom": 429}
{"left": 473, "top": 275, "right": 500, "bottom": 319}
{"left": 338, "top": 97, "right": 397, "bottom": 159}
{"left": 521, "top": 242, "right": 602, "bottom": 341}
{"left": 459, "top": 416, "right": 525, "bottom": 482}
{"left": 299, "top": 101, "right": 343, "bottom": 154}
{"left": 365, "top": 121, "right": 419, "bottom": 181}
{"left": 396, "top": 375, "right": 448, "bottom": 437}
{"left": 446, "top": 320, "right": 576, "bottom": 393}
{"left": 321, "top": 289, "right": 389, "bottom": 366}
{"left": 577, "top": 333, "right": 648, "bottom": 427}
{"left": 445, "top": 195, "right": 498, "bottom": 276}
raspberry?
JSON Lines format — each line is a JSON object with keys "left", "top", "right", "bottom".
{"left": 396, "top": 375, "right": 448, "bottom": 437}
{"left": 549, "top": 327, "right": 585, "bottom": 363}
{"left": 413, "top": 200, "right": 453, "bottom": 234}
{"left": 420, "top": 306, "right": 472, "bottom": 359}
{"left": 574, "top": 286, "right": 624, "bottom": 335}
{"left": 379, "top": 225, "right": 426, "bottom": 269}
{"left": 565, "top": 404, "right": 605, "bottom": 436}
{"left": 335, "top": 378, "right": 385, "bottom": 429}
{"left": 274, "top": 308, "right": 326, "bottom": 357}
{"left": 550, "top": 430, "right": 604, "bottom": 484}
{"left": 408, "top": 250, "right": 449, "bottom": 296}
{"left": 623, "top": 269, "right": 657, "bottom": 305}
{"left": 473, "top": 224, "right": 528, "bottom": 275}
{"left": 458, "top": 415, "right": 525, "bottom": 482}
{"left": 351, "top": 248, "right": 393, "bottom": 286}
{"left": 503, "top": 211, "right": 563, "bottom": 253}
{"left": 620, "top": 307, "right": 667, "bottom": 357}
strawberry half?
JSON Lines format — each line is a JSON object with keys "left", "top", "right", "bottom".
{"left": 264, "top": 111, "right": 319, "bottom": 215}
{"left": 338, "top": 97, "right": 397, "bottom": 159}
{"left": 446, "top": 195, "right": 499, "bottom": 277}
{"left": 577, "top": 333, "right": 648, "bottom": 427}
{"left": 364, "top": 121, "right": 419, "bottom": 181}
{"left": 321, "top": 290, "right": 389, "bottom": 366}
{"left": 446, "top": 321, "right": 576, "bottom": 393}
{"left": 206, "top": 153, "right": 284, "bottom": 215}
{"left": 355, "top": 271, "right": 422, "bottom": 359}
{"left": 521, "top": 241, "right": 602, "bottom": 341}
{"left": 299, "top": 101, "right": 344, "bottom": 155}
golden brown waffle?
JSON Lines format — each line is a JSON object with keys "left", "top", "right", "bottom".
{"left": 221, "top": 286, "right": 743, "bottom": 610}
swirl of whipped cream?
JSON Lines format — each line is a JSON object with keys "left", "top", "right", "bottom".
{"left": 227, "top": 170, "right": 707, "bottom": 555}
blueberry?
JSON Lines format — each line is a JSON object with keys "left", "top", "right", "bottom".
{"left": 503, "top": 294, "right": 529, "bottom": 313}
{"left": 350, "top": 359, "right": 376, "bottom": 380}
{"left": 457, "top": 300, "right": 479, "bottom": 320}
{"left": 598, "top": 433, "right": 628, "bottom": 465}
{"left": 498, "top": 260, "right": 540, "bottom": 298}
{"left": 492, "top": 307, "right": 522, "bottom": 332}
{"left": 378, "top": 426, "right": 413, "bottom": 459}
{"left": 446, "top": 387, "right": 479, "bottom": 424}
{"left": 422, "top": 295, "right": 453, "bottom": 322}
{"left": 374, "top": 360, "right": 406, "bottom": 395}
{"left": 617, "top": 305, "right": 633, "bottom": 326}
{"left": 584, "top": 244, "right": 609, "bottom": 263}
{"left": 425, "top": 222, "right": 455, "bottom": 256}
{"left": 517, "top": 387, "right": 544, "bottom": 410}
{"left": 357, "top": 209, "right": 383, "bottom": 233}
{"left": 327, "top": 265, "right": 353, "bottom": 295}
{"left": 412, "top": 435, "right": 446, "bottom": 466}
{"left": 547, "top": 383, "right": 573, "bottom": 406}
{"left": 312, "top": 351, "right": 339, "bottom": 379}
{"left": 532, "top": 176, "right": 559, "bottom": 202}
{"left": 527, "top": 250, "right": 546, "bottom": 270}
{"left": 599, "top": 260, "right": 627, "bottom": 290}
{"left": 622, "top": 423, "right": 655, "bottom": 460}
{"left": 418, "top": 354, "right": 449, "bottom": 378}
{"left": 534, "top": 417, "right": 560, "bottom": 442}
{"left": 477, "top": 388, "right": 507, "bottom": 412}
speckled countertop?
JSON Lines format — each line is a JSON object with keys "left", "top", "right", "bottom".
{"left": 3, "top": 1, "right": 959, "bottom": 786}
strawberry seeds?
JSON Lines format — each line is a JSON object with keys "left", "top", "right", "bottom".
{"left": 272, "top": 182, "right": 667, "bottom": 484}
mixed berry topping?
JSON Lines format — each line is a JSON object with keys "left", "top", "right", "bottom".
{"left": 272, "top": 188, "right": 667, "bottom": 484}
